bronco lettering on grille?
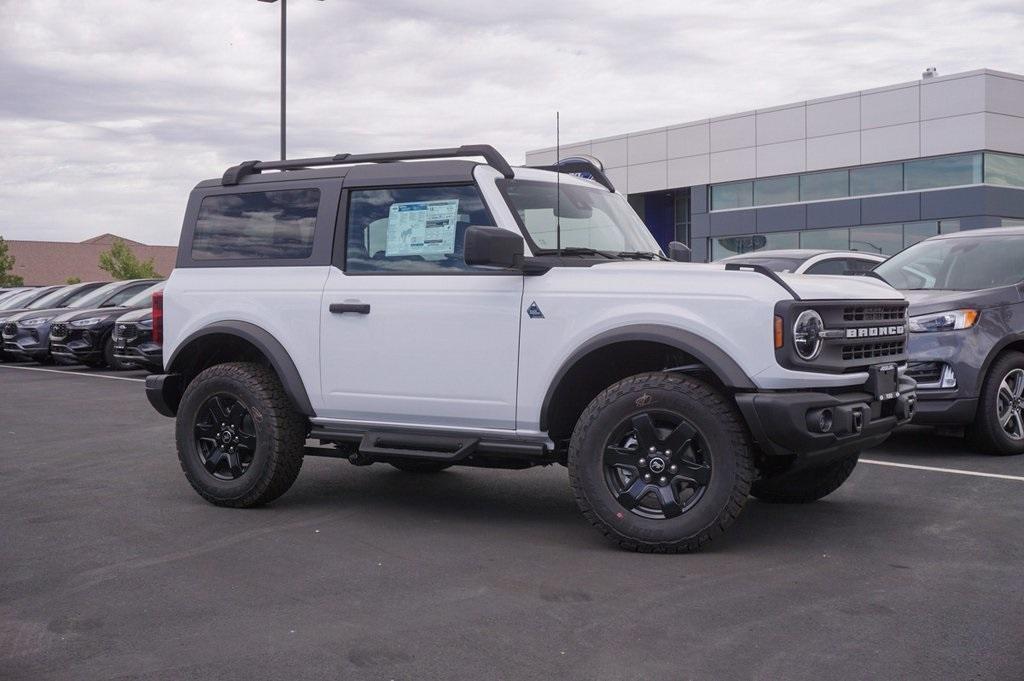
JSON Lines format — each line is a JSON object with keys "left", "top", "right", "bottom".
{"left": 845, "top": 325, "right": 905, "bottom": 339}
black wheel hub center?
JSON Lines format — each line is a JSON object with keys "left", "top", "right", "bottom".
{"left": 602, "top": 411, "right": 713, "bottom": 520}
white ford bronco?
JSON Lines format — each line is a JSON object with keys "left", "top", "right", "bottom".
{"left": 146, "top": 145, "right": 916, "bottom": 552}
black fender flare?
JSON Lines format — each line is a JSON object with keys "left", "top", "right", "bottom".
{"left": 538, "top": 324, "right": 756, "bottom": 430}
{"left": 167, "top": 321, "right": 315, "bottom": 416}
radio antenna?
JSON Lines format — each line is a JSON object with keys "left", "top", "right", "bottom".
{"left": 556, "top": 111, "right": 561, "bottom": 256}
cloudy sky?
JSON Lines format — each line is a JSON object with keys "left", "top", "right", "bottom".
{"left": 1, "top": 0, "right": 1022, "bottom": 245}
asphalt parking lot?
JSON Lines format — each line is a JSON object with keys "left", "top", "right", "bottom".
{"left": 1, "top": 363, "right": 1022, "bottom": 681}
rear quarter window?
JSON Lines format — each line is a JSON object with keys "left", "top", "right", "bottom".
{"left": 191, "top": 189, "right": 320, "bottom": 260}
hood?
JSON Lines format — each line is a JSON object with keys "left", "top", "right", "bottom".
{"left": 4, "top": 307, "right": 66, "bottom": 324}
{"left": 901, "top": 285, "right": 1020, "bottom": 316}
{"left": 589, "top": 262, "right": 903, "bottom": 301}
{"left": 52, "top": 306, "right": 130, "bottom": 324}
{"left": 114, "top": 307, "right": 152, "bottom": 323}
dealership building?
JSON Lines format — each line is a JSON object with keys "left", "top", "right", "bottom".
{"left": 525, "top": 68, "right": 1024, "bottom": 262}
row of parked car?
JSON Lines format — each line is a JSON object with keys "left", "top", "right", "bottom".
{"left": 0, "top": 279, "right": 163, "bottom": 372}
{"left": 723, "top": 225, "right": 1024, "bottom": 456}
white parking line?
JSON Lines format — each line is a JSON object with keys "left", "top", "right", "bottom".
{"left": 861, "top": 458, "right": 1024, "bottom": 482}
{"left": 0, "top": 364, "right": 145, "bottom": 383}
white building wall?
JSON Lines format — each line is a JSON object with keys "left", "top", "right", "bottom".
{"left": 524, "top": 69, "right": 1024, "bottom": 192}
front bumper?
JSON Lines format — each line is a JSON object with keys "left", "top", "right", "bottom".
{"left": 2, "top": 328, "right": 50, "bottom": 361}
{"left": 904, "top": 330, "right": 987, "bottom": 426}
{"left": 736, "top": 375, "right": 917, "bottom": 466}
{"left": 50, "top": 335, "right": 103, "bottom": 363}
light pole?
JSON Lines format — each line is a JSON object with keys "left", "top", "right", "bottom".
{"left": 258, "top": 0, "right": 329, "bottom": 160}
{"left": 256, "top": 0, "right": 287, "bottom": 160}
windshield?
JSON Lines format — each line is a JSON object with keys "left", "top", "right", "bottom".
{"left": 502, "top": 179, "right": 662, "bottom": 255}
{"left": 0, "top": 289, "right": 40, "bottom": 310}
{"left": 721, "top": 256, "right": 805, "bottom": 273}
{"left": 68, "top": 281, "right": 129, "bottom": 309}
{"left": 122, "top": 282, "right": 164, "bottom": 308}
{"left": 27, "top": 285, "right": 83, "bottom": 309}
{"left": 876, "top": 235, "right": 1024, "bottom": 290}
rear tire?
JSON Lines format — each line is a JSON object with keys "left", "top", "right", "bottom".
{"left": 750, "top": 454, "right": 859, "bottom": 503}
{"left": 568, "top": 372, "right": 753, "bottom": 553}
{"left": 968, "top": 351, "right": 1024, "bottom": 456}
{"left": 389, "top": 461, "right": 452, "bottom": 473}
{"left": 176, "top": 362, "right": 306, "bottom": 507}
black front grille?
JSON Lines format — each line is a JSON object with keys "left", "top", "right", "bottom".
{"left": 843, "top": 305, "right": 906, "bottom": 322}
{"left": 50, "top": 323, "right": 68, "bottom": 339}
{"left": 1, "top": 323, "right": 15, "bottom": 338}
{"left": 113, "top": 323, "right": 138, "bottom": 340}
{"left": 842, "top": 341, "right": 905, "bottom": 361}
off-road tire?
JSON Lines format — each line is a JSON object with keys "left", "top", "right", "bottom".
{"left": 968, "top": 351, "right": 1024, "bottom": 456}
{"left": 568, "top": 372, "right": 754, "bottom": 553}
{"left": 389, "top": 461, "right": 452, "bottom": 473}
{"left": 750, "top": 454, "right": 859, "bottom": 503}
{"left": 176, "top": 362, "right": 306, "bottom": 507}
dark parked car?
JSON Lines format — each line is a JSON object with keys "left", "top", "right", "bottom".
{"left": 111, "top": 303, "right": 163, "bottom": 372}
{"left": 3, "top": 280, "right": 157, "bottom": 363}
{"left": 719, "top": 249, "right": 886, "bottom": 274}
{"left": 50, "top": 281, "right": 164, "bottom": 369}
{"left": 0, "top": 283, "right": 102, "bottom": 361}
{"left": 875, "top": 226, "right": 1024, "bottom": 455}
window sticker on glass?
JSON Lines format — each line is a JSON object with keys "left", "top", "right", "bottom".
{"left": 385, "top": 200, "right": 460, "bottom": 257}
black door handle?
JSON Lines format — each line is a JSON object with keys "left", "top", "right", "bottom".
{"left": 329, "top": 303, "right": 371, "bottom": 314}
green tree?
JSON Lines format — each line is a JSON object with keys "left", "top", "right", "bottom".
{"left": 0, "top": 236, "right": 24, "bottom": 287}
{"left": 66, "top": 276, "right": 82, "bottom": 284}
{"left": 98, "top": 238, "right": 160, "bottom": 280}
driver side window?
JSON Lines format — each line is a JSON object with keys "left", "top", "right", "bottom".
{"left": 345, "top": 185, "right": 495, "bottom": 274}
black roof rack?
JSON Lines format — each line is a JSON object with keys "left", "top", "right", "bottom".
{"left": 221, "top": 144, "right": 515, "bottom": 186}
{"left": 526, "top": 155, "right": 616, "bottom": 192}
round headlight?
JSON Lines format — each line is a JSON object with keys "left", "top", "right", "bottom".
{"left": 793, "top": 310, "right": 824, "bottom": 360}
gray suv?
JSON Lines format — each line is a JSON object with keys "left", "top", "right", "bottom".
{"left": 875, "top": 226, "right": 1024, "bottom": 455}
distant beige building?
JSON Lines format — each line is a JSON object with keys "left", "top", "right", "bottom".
{"left": 5, "top": 234, "right": 177, "bottom": 285}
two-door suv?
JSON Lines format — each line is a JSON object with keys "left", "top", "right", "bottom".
{"left": 145, "top": 145, "right": 916, "bottom": 552}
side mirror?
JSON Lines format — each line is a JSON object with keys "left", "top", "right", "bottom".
{"left": 668, "top": 241, "right": 692, "bottom": 262}
{"left": 463, "top": 226, "right": 524, "bottom": 268}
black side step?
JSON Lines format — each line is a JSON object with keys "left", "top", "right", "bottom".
{"left": 358, "top": 431, "right": 477, "bottom": 462}
{"left": 306, "top": 424, "right": 551, "bottom": 466}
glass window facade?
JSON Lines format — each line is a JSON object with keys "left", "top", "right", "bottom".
{"left": 710, "top": 231, "right": 799, "bottom": 259}
{"left": 708, "top": 151, "right": 1010, "bottom": 211}
{"left": 850, "top": 163, "right": 903, "bottom": 196}
{"left": 985, "top": 153, "right": 1024, "bottom": 188}
{"left": 800, "top": 170, "right": 849, "bottom": 202}
{"left": 904, "top": 154, "right": 982, "bottom": 190}
{"left": 711, "top": 181, "right": 753, "bottom": 210}
{"left": 709, "top": 220, "right": 962, "bottom": 260}
{"left": 754, "top": 176, "right": 799, "bottom": 206}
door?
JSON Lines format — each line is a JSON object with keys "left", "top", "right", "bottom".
{"left": 320, "top": 183, "right": 524, "bottom": 430}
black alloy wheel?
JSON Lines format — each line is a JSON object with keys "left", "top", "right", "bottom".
{"left": 603, "top": 411, "right": 712, "bottom": 519}
{"left": 194, "top": 394, "right": 259, "bottom": 480}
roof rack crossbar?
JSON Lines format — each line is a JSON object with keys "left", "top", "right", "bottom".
{"left": 221, "top": 144, "right": 514, "bottom": 186}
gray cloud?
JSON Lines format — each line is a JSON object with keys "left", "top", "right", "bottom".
{"left": 0, "top": 0, "right": 1022, "bottom": 245}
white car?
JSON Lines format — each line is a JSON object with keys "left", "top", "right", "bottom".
{"left": 720, "top": 249, "right": 887, "bottom": 275}
{"left": 144, "top": 145, "right": 915, "bottom": 553}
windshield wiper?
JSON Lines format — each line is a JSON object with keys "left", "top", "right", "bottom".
{"left": 537, "top": 247, "right": 617, "bottom": 258}
{"left": 616, "top": 250, "right": 670, "bottom": 261}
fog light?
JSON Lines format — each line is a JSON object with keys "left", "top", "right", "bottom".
{"left": 940, "top": 365, "right": 957, "bottom": 389}
{"left": 806, "top": 408, "right": 834, "bottom": 433}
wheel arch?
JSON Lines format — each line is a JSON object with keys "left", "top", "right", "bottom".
{"left": 539, "top": 324, "right": 755, "bottom": 447}
{"left": 165, "top": 321, "right": 315, "bottom": 417}
{"left": 976, "top": 333, "right": 1024, "bottom": 392}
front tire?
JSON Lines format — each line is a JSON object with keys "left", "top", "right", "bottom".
{"left": 176, "top": 362, "right": 306, "bottom": 507}
{"left": 750, "top": 454, "right": 859, "bottom": 503}
{"left": 969, "top": 351, "right": 1024, "bottom": 456}
{"left": 568, "top": 372, "right": 753, "bottom": 553}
